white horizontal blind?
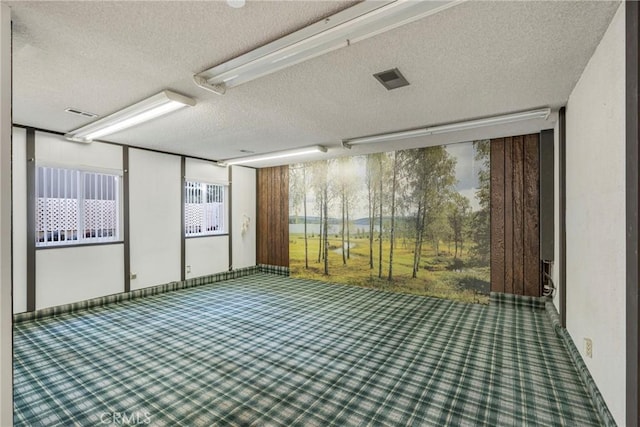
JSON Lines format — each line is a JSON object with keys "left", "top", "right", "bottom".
{"left": 185, "top": 180, "right": 225, "bottom": 236}
{"left": 36, "top": 166, "right": 120, "bottom": 247}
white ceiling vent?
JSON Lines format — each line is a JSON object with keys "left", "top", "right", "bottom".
{"left": 64, "top": 107, "right": 98, "bottom": 118}
{"left": 373, "top": 68, "right": 410, "bottom": 90}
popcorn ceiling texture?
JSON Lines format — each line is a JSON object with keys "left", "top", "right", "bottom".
{"left": 8, "top": 1, "right": 619, "bottom": 164}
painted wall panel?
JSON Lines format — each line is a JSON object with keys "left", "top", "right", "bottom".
{"left": 185, "top": 236, "right": 229, "bottom": 279}
{"left": 185, "top": 158, "right": 228, "bottom": 183}
{"left": 35, "top": 131, "right": 122, "bottom": 171}
{"left": 565, "top": 4, "right": 625, "bottom": 424}
{"left": 0, "top": 7, "right": 12, "bottom": 423}
{"left": 231, "top": 166, "right": 256, "bottom": 269}
{"left": 552, "top": 121, "right": 561, "bottom": 311}
{"left": 129, "top": 149, "right": 181, "bottom": 290}
{"left": 35, "top": 244, "right": 124, "bottom": 309}
{"left": 12, "top": 127, "right": 27, "bottom": 313}
{"left": 33, "top": 132, "right": 124, "bottom": 310}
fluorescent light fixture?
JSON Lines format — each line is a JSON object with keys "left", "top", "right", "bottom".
{"left": 342, "top": 108, "right": 551, "bottom": 148}
{"left": 342, "top": 128, "right": 431, "bottom": 146}
{"left": 65, "top": 90, "right": 196, "bottom": 143}
{"left": 194, "top": 0, "right": 462, "bottom": 94}
{"left": 428, "top": 108, "right": 552, "bottom": 135}
{"left": 224, "top": 145, "right": 328, "bottom": 166}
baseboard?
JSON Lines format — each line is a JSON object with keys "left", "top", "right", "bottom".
{"left": 14, "top": 264, "right": 288, "bottom": 323}
{"left": 489, "top": 291, "right": 548, "bottom": 310}
{"left": 544, "top": 301, "right": 617, "bottom": 427}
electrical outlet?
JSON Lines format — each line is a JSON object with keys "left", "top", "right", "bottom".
{"left": 130, "top": 273, "right": 137, "bottom": 280}
{"left": 186, "top": 265, "right": 191, "bottom": 274}
{"left": 584, "top": 338, "right": 593, "bottom": 358}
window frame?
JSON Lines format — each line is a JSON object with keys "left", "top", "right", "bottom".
{"left": 184, "top": 179, "right": 228, "bottom": 238}
{"left": 35, "top": 164, "right": 123, "bottom": 248}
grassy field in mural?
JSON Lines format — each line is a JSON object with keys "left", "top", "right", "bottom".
{"left": 289, "top": 233, "right": 490, "bottom": 304}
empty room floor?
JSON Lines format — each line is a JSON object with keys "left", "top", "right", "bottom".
{"left": 13, "top": 273, "right": 603, "bottom": 426}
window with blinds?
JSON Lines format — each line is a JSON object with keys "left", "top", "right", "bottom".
{"left": 185, "top": 180, "right": 226, "bottom": 236}
{"left": 36, "top": 166, "right": 121, "bottom": 247}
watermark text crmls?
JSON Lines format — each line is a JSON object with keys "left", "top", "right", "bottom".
{"left": 99, "top": 411, "right": 152, "bottom": 425}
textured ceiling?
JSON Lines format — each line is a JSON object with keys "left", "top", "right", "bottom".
{"left": 8, "top": 0, "right": 621, "bottom": 167}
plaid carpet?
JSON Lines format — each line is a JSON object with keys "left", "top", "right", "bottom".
{"left": 14, "top": 273, "right": 603, "bottom": 426}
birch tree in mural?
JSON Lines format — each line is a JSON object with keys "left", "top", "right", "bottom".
{"left": 388, "top": 151, "right": 399, "bottom": 281}
{"left": 406, "top": 146, "right": 456, "bottom": 279}
{"left": 377, "top": 153, "right": 384, "bottom": 279}
{"left": 289, "top": 165, "right": 309, "bottom": 269}
{"left": 337, "top": 157, "right": 349, "bottom": 265}
{"left": 307, "top": 161, "right": 325, "bottom": 265}
{"left": 448, "top": 192, "right": 471, "bottom": 262}
{"left": 319, "top": 160, "right": 331, "bottom": 275}
{"left": 366, "top": 154, "right": 378, "bottom": 270}
{"left": 344, "top": 164, "right": 359, "bottom": 261}
{"left": 472, "top": 140, "right": 491, "bottom": 264}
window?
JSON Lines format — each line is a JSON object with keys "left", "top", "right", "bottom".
{"left": 36, "top": 166, "right": 121, "bottom": 247}
{"left": 185, "top": 180, "right": 226, "bottom": 236}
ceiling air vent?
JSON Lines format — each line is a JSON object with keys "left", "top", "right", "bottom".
{"left": 64, "top": 108, "right": 98, "bottom": 119}
{"left": 373, "top": 68, "right": 410, "bottom": 90}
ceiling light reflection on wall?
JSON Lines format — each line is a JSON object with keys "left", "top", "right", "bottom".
{"left": 342, "top": 108, "right": 551, "bottom": 148}
{"left": 223, "top": 145, "right": 328, "bottom": 166}
{"left": 227, "top": 0, "right": 245, "bottom": 8}
{"left": 193, "top": 0, "right": 463, "bottom": 95}
{"left": 65, "top": 90, "right": 196, "bottom": 143}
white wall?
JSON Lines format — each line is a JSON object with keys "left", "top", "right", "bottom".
{"left": 12, "top": 127, "right": 27, "bottom": 313}
{"left": 36, "top": 245, "right": 124, "bottom": 308}
{"left": 36, "top": 131, "right": 122, "bottom": 172}
{"left": 185, "top": 157, "right": 227, "bottom": 184}
{"left": 232, "top": 166, "right": 256, "bottom": 269}
{"left": 129, "top": 149, "right": 181, "bottom": 290}
{"left": 34, "top": 132, "right": 124, "bottom": 309}
{"left": 185, "top": 236, "right": 229, "bottom": 278}
{"left": 0, "top": 5, "right": 12, "bottom": 425}
{"left": 565, "top": 3, "right": 625, "bottom": 425}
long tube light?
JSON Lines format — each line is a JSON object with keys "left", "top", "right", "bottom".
{"left": 194, "top": 0, "right": 463, "bottom": 94}
{"left": 65, "top": 90, "right": 196, "bottom": 143}
{"left": 342, "top": 108, "right": 551, "bottom": 148}
{"left": 223, "top": 145, "right": 328, "bottom": 166}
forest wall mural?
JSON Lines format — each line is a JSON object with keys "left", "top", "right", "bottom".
{"left": 288, "top": 140, "right": 490, "bottom": 304}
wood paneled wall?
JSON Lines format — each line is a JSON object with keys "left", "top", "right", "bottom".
{"left": 490, "top": 134, "right": 541, "bottom": 296}
{"left": 256, "top": 166, "right": 289, "bottom": 267}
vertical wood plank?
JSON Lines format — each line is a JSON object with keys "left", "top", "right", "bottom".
{"left": 255, "top": 168, "right": 260, "bottom": 262}
{"left": 262, "top": 168, "right": 277, "bottom": 265}
{"left": 490, "top": 138, "right": 505, "bottom": 293}
{"left": 281, "top": 167, "right": 290, "bottom": 266}
{"left": 524, "top": 134, "right": 540, "bottom": 296}
{"left": 274, "top": 168, "right": 281, "bottom": 266}
{"left": 504, "top": 137, "right": 514, "bottom": 294}
{"left": 512, "top": 136, "right": 525, "bottom": 295}
{"left": 272, "top": 167, "right": 279, "bottom": 265}
{"left": 256, "top": 169, "right": 265, "bottom": 263}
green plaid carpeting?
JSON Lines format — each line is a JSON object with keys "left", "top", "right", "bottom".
{"left": 14, "top": 273, "right": 603, "bottom": 426}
